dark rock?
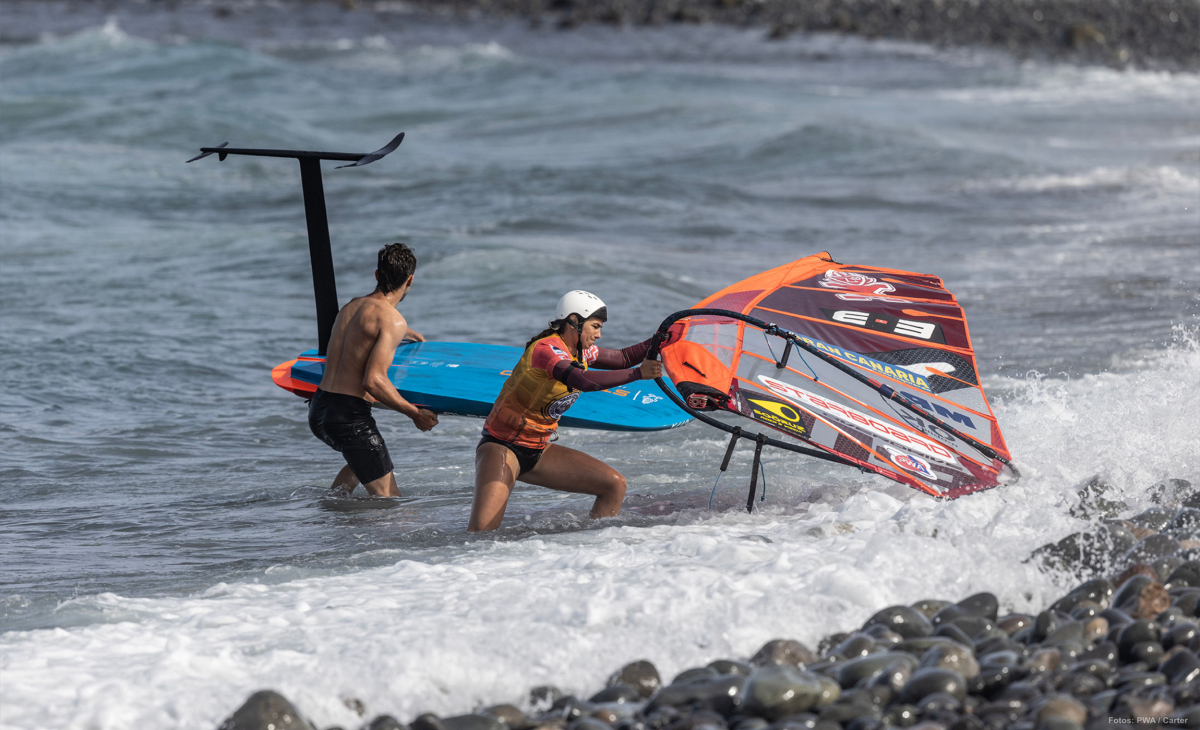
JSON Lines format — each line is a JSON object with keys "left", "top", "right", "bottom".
{"left": 1024, "top": 647, "right": 1061, "bottom": 674}
{"left": 1151, "top": 479, "right": 1195, "bottom": 507}
{"left": 973, "top": 636, "right": 1017, "bottom": 658}
{"left": 1126, "top": 534, "right": 1184, "bottom": 565}
{"left": 531, "top": 688, "right": 563, "bottom": 707}
{"left": 899, "top": 667, "right": 967, "bottom": 703}
{"left": 666, "top": 710, "right": 725, "bottom": 730}
{"left": 1100, "top": 608, "right": 1133, "bottom": 627}
{"left": 708, "top": 660, "right": 753, "bottom": 677}
{"left": 829, "top": 634, "right": 874, "bottom": 660}
{"left": 218, "top": 690, "right": 315, "bottom": 730}
{"left": 1162, "top": 649, "right": 1200, "bottom": 684}
{"left": 442, "top": 714, "right": 505, "bottom": 730}
{"left": 1154, "top": 556, "right": 1186, "bottom": 583}
{"left": 1116, "top": 671, "right": 1167, "bottom": 690}
{"left": 1042, "top": 621, "right": 1083, "bottom": 646}
{"left": 817, "top": 633, "right": 850, "bottom": 658}
{"left": 866, "top": 659, "right": 912, "bottom": 696}
{"left": 921, "top": 643, "right": 979, "bottom": 680}
{"left": 1131, "top": 640, "right": 1165, "bottom": 665}
{"left": 550, "top": 698, "right": 592, "bottom": 722}
{"left": 411, "top": 714, "right": 445, "bottom": 730}
{"left": 997, "top": 614, "right": 1033, "bottom": 636}
{"left": 1070, "top": 476, "right": 1127, "bottom": 521}
{"left": 483, "top": 706, "right": 527, "bottom": 729}
{"left": 1130, "top": 507, "right": 1176, "bottom": 531}
{"left": 979, "top": 650, "right": 1021, "bottom": 668}
{"left": 956, "top": 593, "right": 999, "bottom": 621}
{"left": 1161, "top": 506, "right": 1200, "bottom": 535}
{"left": 1165, "top": 622, "right": 1199, "bottom": 649}
{"left": 647, "top": 675, "right": 746, "bottom": 717}
{"left": 750, "top": 640, "right": 816, "bottom": 668}
{"left": 1118, "top": 620, "right": 1163, "bottom": 660}
{"left": 861, "top": 624, "right": 902, "bottom": 645}
{"left": 1032, "top": 524, "right": 1135, "bottom": 574}
{"left": 1056, "top": 672, "right": 1106, "bottom": 696}
{"left": 1051, "top": 579, "right": 1113, "bottom": 614}
{"left": 590, "top": 685, "right": 641, "bottom": 704}
{"left": 1068, "top": 602, "right": 1101, "bottom": 621}
{"left": 945, "top": 716, "right": 983, "bottom": 730}
{"left": 896, "top": 636, "right": 967, "bottom": 655}
{"left": 933, "top": 623, "right": 973, "bottom": 647}
{"left": 610, "top": 662, "right": 661, "bottom": 699}
{"left": 1173, "top": 591, "right": 1200, "bottom": 616}
{"left": 834, "top": 652, "right": 918, "bottom": 689}
{"left": 730, "top": 720, "right": 768, "bottom": 730}
{"left": 567, "top": 719, "right": 611, "bottom": 730}
{"left": 911, "top": 599, "right": 949, "bottom": 619}
{"left": 1168, "top": 562, "right": 1200, "bottom": 588}
{"left": 863, "top": 606, "right": 933, "bottom": 639}
{"left": 880, "top": 705, "right": 917, "bottom": 727}
{"left": 740, "top": 666, "right": 838, "bottom": 720}
{"left": 365, "top": 717, "right": 405, "bottom": 730}
{"left": 1080, "top": 638, "right": 1113, "bottom": 667}
{"left": 816, "top": 701, "right": 878, "bottom": 724}
{"left": 673, "top": 668, "right": 719, "bottom": 685}
{"left": 931, "top": 604, "right": 969, "bottom": 626}
{"left": 1035, "top": 695, "right": 1087, "bottom": 725}
{"left": 916, "top": 690, "right": 961, "bottom": 715}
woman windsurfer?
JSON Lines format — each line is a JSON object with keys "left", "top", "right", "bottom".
{"left": 469, "top": 291, "right": 668, "bottom": 531}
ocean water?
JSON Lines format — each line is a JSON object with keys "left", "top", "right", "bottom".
{"left": 1, "top": 3, "right": 1198, "bottom": 728}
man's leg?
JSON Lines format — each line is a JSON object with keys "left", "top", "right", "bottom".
{"left": 522, "top": 444, "right": 627, "bottom": 518}
{"left": 469, "top": 443, "right": 520, "bottom": 531}
{"left": 362, "top": 471, "right": 400, "bottom": 498}
{"left": 331, "top": 464, "right": 359, "bottom": 494}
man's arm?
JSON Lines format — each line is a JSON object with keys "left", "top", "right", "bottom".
{"left": 362, "top": 314, "right": 439, "bottom": 432}
{"left": 404, "top": 328, "right": 426, "bottom": 343}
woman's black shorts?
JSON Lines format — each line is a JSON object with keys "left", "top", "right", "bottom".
{"left": 478, "top": 431, "right": 545, "bottom": 477}
{"left": 309, "top": 389, "right": 394, "bottom": 485}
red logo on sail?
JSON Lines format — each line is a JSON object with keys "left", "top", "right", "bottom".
{"left": 819, "top": 270, "right": 911, "bottom": 303}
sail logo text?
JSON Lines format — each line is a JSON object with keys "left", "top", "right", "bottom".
{"left": 795, "top": 335, "right": 932, "bottom": 392}
{"left": 758, "top": 375, "right": 956, "bottom": 463}
{"left": 818, "top": 269, "right": 911, "bottom": 303}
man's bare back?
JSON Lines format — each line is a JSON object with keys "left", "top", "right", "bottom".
{"left": 308, "top": 243, "right": 438, "bottom": 497}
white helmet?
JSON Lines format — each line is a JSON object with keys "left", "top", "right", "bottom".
{"left": 552, "top": 290, "right": 607, "bottom": 327}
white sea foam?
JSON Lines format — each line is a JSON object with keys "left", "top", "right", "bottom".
{"left": 3, "top": 332, "right": 1197, "bottom": 730}
{"left": 961, "top": 165, "right": 1200, "bottom": 195}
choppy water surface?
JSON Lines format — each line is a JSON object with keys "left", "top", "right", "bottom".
{"left": 1, "top": 3, "right": 1198, "bottom": 728}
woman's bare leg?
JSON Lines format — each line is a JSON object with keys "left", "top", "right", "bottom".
{"left": 522, "top": 444, "right": 627, "bottom": 518}
{"left": 469, "top": 443, "right": 521, "bottom": 532}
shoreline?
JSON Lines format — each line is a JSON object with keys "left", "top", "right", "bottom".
{"left": 405, "top": 0, "right": 1197, "bottom": 71}
{"left": 220, "top": 479, "right": 1200, "bottom": 730}
{"left": 2, "top": 0, "right": 1195, "bottom": 71}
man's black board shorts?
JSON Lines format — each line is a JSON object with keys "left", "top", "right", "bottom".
{"left": 478, "top": 431, "right": 545, "bottom": 477}
{"left": 309, "top": 389, "right": 394, "bottom": 485}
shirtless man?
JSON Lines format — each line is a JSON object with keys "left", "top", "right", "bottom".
{"left": 308, "top": 243, "right": 439, "bottom": 497}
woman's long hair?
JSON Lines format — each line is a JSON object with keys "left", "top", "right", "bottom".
{"left": 525, "top": 323, "right": 565, "bottom": 350}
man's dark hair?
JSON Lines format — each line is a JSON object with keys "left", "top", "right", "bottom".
{"left": 377, "top": 243, "right": 417, "bottom": 294}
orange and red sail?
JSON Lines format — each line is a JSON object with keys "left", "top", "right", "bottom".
{"left": 659, "top": 252, "right": 1016, "bottom": 499}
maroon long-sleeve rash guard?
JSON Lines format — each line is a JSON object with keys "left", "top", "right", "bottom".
{"left": 547, "top": 337, "right": 653, "bottom": 392}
